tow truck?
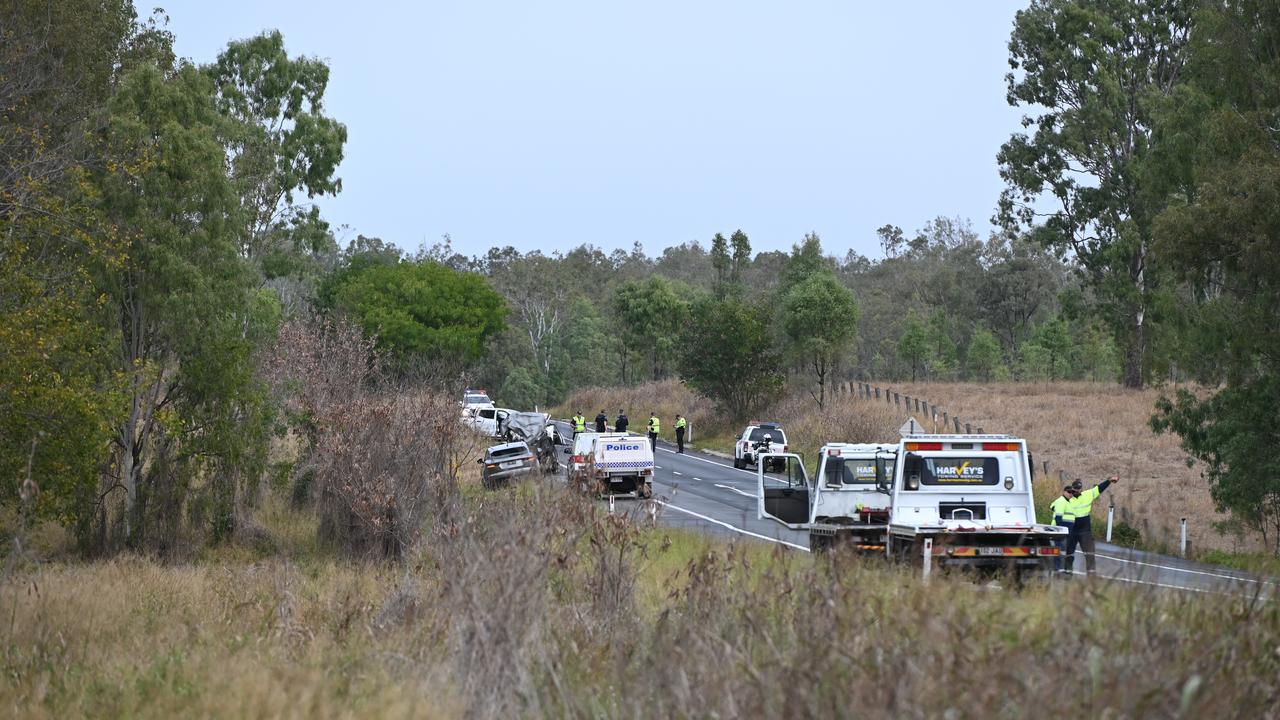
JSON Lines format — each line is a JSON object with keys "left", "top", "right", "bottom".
{"left": 756, "top": 444, "right": 896, "bottom": 552}
{"left": 885, "top": 434, "right": 1064, "bottom": 580}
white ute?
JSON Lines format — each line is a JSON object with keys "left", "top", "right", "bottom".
{"left": 886, "top": 434, "right": 1064, "bottom": 579}
{"left": 756, "top": 444, "right": 896, "bottom": 552}
{"left": 583, "top": 434, "right": 654, "bottom": 498}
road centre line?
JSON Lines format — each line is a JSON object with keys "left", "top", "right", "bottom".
{"left": 654, "top": 499, "right": 810, "bottom": 552}
{"left": 672, "top": 471, "right": 682, "bottom": 476}
{"left": 715, "top": 483, "right": 756, "bottom": 498}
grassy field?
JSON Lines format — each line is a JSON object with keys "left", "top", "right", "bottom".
{"left": 563, "top": 379, "right": 1242, "bottom": 554}
{"left": 3, "top": 479, "right": 1279, "bottom": 718}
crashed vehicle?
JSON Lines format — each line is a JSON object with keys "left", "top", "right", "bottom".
{"left": 499, "top": 411, "right": 563, "bottom": 472}
{"left": 479, "top": 441, "right": 537, "bottom": 489}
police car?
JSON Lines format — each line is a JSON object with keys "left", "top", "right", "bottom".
{"left": 733, "top": 422, "right": 787, "bottom": 471}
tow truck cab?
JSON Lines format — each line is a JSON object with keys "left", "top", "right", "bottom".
{"left": 886, "top": 434, "right": 1065, "bottom": 572}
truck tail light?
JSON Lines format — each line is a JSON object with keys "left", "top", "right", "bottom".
{"left": 982, "top": 442, "right": 1020, "bottom": 451}
{"left": 905, "top": 442, "right": 942, "bottom": 451}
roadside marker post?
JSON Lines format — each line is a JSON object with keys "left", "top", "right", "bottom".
{"left": 1106, "top": 501, "right": 1115, "bottom": 543}
{"left": 1180, "top": 518, "right": 1187, "bottom": 557}
{"left": 609, "top": 495, "right": 615, "bottom": 514}
{"left": 922, "top": 538, "right": 933, "bottom": 584}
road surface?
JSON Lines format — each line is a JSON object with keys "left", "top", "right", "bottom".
{"left": 552, "top": 424, "right": 1275, "bottom": 598}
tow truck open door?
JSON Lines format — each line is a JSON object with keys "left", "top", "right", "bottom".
{"left": 757, "top": 452, "right": 811, "bottom": 528}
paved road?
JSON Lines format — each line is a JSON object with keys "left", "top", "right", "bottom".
{"left": 554, "top": 425, "right": 1275, "bottom": 598}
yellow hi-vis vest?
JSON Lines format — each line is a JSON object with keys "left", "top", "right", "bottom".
{"left": 573, "top": 415, "right": 586, "bottom": 431}
{"left": 1050, "top": 495, "right": 1074, "bottom": 524}
{"left": 1068, "top": 486, "right": 1101, "bottom": 521}
{"left": 675, "top": 417, "right": 687, "bottom": 430}
{"left": 648, "top": 417, "right": 660, "bottom": 434}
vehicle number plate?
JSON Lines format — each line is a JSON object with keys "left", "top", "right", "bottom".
{"left": 500, "top": 460, "right": 523, "bottom": 469}
{"left": 977, "top": 547, "right": 1005, "bottom": 556}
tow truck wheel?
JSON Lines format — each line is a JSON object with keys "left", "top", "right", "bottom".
{"left": 733, "top": 457, "right": 741, "bottom": 470}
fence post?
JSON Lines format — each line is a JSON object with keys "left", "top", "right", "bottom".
{"left": 964, "top": 423, "right": 972, "bottom": 434}
{"left": 943, "top": 411, "right": 949, "bottom": 426}
{"left": 904, "top": 395, "right": 911, "bottom": 410}
{"left": 1180, "top": 518, "right": 1188, "bottom": 557}
{"left": 874, "top": 387, "right": 880, "bottom": 400}
{"left": 922, "top": 538, "right": 933, "bottom": 584}
{"left": 953, "top": 417, "right": 961, "bottom": 433}
{"left": 976, "top": 427, "right": 984, "bottom": 434}
{"left": 1106, "top": 500, "right": 1115, "bottom": 543}
{"left": 894, "top": 393, "right": 901, "bottom": 407}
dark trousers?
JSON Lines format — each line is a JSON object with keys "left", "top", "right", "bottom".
{"left": 675, "top": 428, "right": 685, "bottom": 453}
{"left": 1055, "top": 522, "right": 1072, "bottom": 571}
{"left": 648, "top": 431, "right": 657, "bottom": 450}
{"left": 1064, "top": 528, "right": 1098, "bottom": 574}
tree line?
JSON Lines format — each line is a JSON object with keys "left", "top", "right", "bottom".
{"left": 3, "top": 0, "right": 1279, "bottom": 553}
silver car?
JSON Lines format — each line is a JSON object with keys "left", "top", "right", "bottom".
{"left": 480, "top": 441, "right": 536, "bottom": 489}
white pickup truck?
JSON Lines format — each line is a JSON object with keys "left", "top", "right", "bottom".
{"left": 582, "top": 434, "right": 654, "bottom": 498}
{"left": 886, "top": 434, "right": 1064, "bottom": 580}
{"left": 756, "top": 444, "right": 896, "bottom": 552}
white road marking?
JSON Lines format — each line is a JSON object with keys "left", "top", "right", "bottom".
{"left": 1094, "top": 552, "right": 1278, "bottom": 585}
{"left": 654, "top": 499, "right": 810, "bottom": 552}
{"left": 692, "top": 477, "right": 703, "bottom": 482}
{"left": 715, "top": 483, "right": 756, "bottom": 498}
{"left": 658, "top": 447, "right": 756, "bottom": 475}
{"left": 672, "top": 471, "right": 682, "bottom": 476}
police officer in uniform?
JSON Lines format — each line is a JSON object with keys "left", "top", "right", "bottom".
{"left": 595, "top": 410, "right": 608, "bottom": 433}
{"left": 647, "top": 412, "right": 660, "bottom": 450}
{"left": 674, "top": 415, "right": 687, "bottom": 453}
{"left": 572, "top": 412, "right": 586, "bottom": 437}
{"left": 615, "top": 410, "right": 629, "bottom": 434}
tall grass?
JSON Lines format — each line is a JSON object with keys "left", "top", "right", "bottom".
{"left": 4, "top": 483, "right": 1278, "bottom": 718}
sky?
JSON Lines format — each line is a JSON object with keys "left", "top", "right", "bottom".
{"left": 161, "top": 1, "right": 1031, "bottom": 261}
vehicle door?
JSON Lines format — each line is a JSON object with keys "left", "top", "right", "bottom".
{"left": 757, "top": 452, "right": 812, "bottom": 527}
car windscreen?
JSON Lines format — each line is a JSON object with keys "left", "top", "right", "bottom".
{"left": 915, "top": 457, "right": 1000, "bottom": 486}
{"left": 490, "top": 445, "right": 529, "bottom": 459}
{"left": 825, "top": 459, "right": 895, "bottom": 485}
{"left": 749, "top": 428, "right": 784, "bottom": 443}
{"left": 465, "top": 394, "right": 491, "bottom": 404}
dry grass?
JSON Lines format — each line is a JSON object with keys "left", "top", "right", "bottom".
{"left": 4, "top": 485, "right": 1279, "bottom": 718}
{"left": 855, "top": 381, "right": 1236, "bottom": 552}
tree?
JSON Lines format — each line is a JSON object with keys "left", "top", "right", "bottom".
{"left": 1148, "top": 0, "right": 1280, "bottom": 552}
{"left": 729, "top": 229, "right": 752, "bottom": 286}
{"left": 897, "top": 310, "right": 930, "bottom": 382}
{"left": 1030, "top": 317, "right": 1073, "bottom": 379}
{"left": 780, "top": 232, "right": 831, "bottom": 289}
{"left": 998, "top": 0, "right": 1193, "bottom": 388}
{"left": 710, "top": 232, "right": 731, "bottom": 293}
{"left": 678, "top": 297, "right": 783, "bottom": 420}
{"left": 610, "top": 277, "right": 688, "bottom": 382}
{"left": 329, "top": 261, "right": 506, "bottom": 364}
{"left": 206, "top": 31, "right": 347, "bottom": 269}
{"left": 93, "top": 60, "right": 278, "bottom": 547}
{"left": 782, "top": 273, "right": 859, "bottom": 407}
{"left": 966, "top": 328, "right": 1003, "bottom": 382}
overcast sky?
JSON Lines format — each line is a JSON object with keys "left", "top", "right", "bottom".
{"left": 161, "top": 1, "right": 1030, "bottom": 260}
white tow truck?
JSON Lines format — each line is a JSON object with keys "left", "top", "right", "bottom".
{"left": 885, "top": 434, "right": 1064, "bottom": 579}
{"left": 756, "top": 444, "right": 896, "bottom": 552}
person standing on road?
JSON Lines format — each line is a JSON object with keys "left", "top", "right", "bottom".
{"left": 1050, "top": 484, "right": 1076, "bottom": 573}
{"left": 572, "top": 411, "right": 586, "bottom": 437}
{"left": 595, "top": 410, "right": 607, "bottom": 433}
{"left": 647, "top": 412, "right": 660, "bottom": 450}
{"left": 1064, "top": 475, "right": 1119, "bottom": 576}
{"left": 615, "top": 410, "right": 628, "bottom": 434}
{"left": 674, "top": 414, "right": 687, "bottom": 454}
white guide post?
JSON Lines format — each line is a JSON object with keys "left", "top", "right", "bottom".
{"left": 922, "top": 538, "right": 933, "bottom": 583}
{"left": 1106, "top": 501, "right": 1115, "bottom": 543}
{"left": 1180, "top": 517, "right": 1187, "bottom": 557}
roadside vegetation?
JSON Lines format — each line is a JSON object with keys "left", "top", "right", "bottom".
{"left": 4, "top": 481, "right": 1279, "bottom": 719}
